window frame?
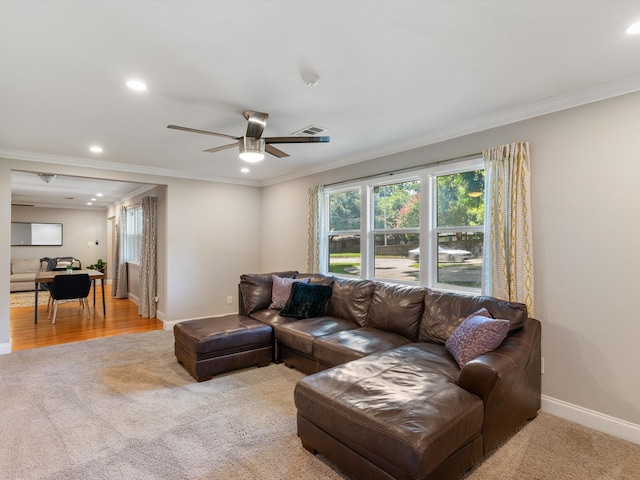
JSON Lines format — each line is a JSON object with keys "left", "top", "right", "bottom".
{"left": 124, "top": 206, "right": 143, "bottom": 264}
{"left": 322, "top": 157, "right": 484, "bottom": 293}
{"left": 324, "top": 186, "right": 363, "bottom": 279}
{"left": 425, "top": 159, "right": 485, "bottom": 293}
{"left": 368, "top": 175, "right": 421, "bottom": 282}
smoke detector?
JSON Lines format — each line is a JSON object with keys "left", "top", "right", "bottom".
{"left": 302, "top": 72, "right": 319, "bottom": 86}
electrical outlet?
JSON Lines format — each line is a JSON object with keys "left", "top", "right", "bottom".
{"left": 154, "top": 296, "right": 159, "bottom": 303}
{"left": 541, "top": 357, "right": 545, "bottom": 375}
{"left": 227, "top": 296, "right": 233, "bottom": 305}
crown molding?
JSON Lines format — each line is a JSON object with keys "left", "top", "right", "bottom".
{"left": 0, "top": 149, "right": 261, "bottom": 187}
{"left": 260, "top": 74, "right": 640, "bottom": 187}
{"left": 3, "top": 74, "right": 640, "bottom": 189}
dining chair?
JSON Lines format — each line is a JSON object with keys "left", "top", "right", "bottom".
{"left": 48, "top": 274, "right": 92, "bottom": 324}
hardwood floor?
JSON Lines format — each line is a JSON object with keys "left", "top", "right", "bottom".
{"left": 9, "top": 284, "right": 163, "bottom": 351}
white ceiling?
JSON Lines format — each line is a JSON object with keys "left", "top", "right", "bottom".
{"left": 11, "top": 171, "right": 150, "bottom": 210}
{"left": 2, "top": 1, "right": 640, "bottom": 199}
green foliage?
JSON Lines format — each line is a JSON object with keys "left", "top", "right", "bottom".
{"left": 437, "top": 170, "right": 485, "bottom": 227}
{"left": 329, "top": 190, "right": 360, "bottom": 231}
{"left": 373, "top": 181, "right": 420, "bottom": 229}
{"left": 87, "top": 258, "right": 107, "bottom": 273}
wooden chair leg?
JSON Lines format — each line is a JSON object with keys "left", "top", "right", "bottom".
{"left": 51, "top": 302, "right": 58, "bottom": 324}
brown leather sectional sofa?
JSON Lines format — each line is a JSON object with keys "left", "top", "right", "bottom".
{"left": 239, "top": 272, "right": 541, "bottom": 480}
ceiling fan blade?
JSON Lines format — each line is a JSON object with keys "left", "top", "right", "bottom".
{"left": 167, "top": 124, "right": 239, "bottom": 141}
{"left": 203, "top": 143, "right": 238, "bottom": 153}
{"left": 243, "top": 111, "right": 269, "bottom": 139}
{"left": 265, "top": 136, "right": 330, "bottom": 144}
{"left": 265, "top": 144, "right": 289, "bottom": 158}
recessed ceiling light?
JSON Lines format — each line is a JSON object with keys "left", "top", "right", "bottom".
{"left": 96, "top": 193, "right": 103, "bottom": 197}
{"left": 241, "top": 167, "right": 250, "bottom": 173}
{"left": 86, "top": 202, "right": 93, "bottom": 206}
{"left": 91, "top": 198, "right": 97, "bottom": 201}
{"left": 626, "top": 21, "right": 640, "bottom": 35}
{"left": 126, "top": 79, "right": 147, "bottom": 91}
{"left": 89, "top": 145, "right": 103, "bottom": 153}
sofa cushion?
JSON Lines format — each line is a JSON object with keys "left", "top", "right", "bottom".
{"left": 367, "top": 283, "right": 426, "bottom": 341}
{"left": 276, "top": 316, "right": 358, "bottom": 355}
{"left": 294, "top": 273, "right": 336, "bottom": 286}
{"left": 295, "top": 343, "right": 483, "bottom": 478}
{"left": 11, "top": 258, "right": 42, "bottom": 274}
{"left": 280, "top": 282, "right": 333, "bottom": 320}
{"left": 240, "top": 271, "right": 298, "bottom": 314}
{"left": 327, "top": 278, "right": 376, "bottom": 327}
{"left": 446, "top": 313, "right": 510, "bottom": 367}
{"left": 419, "top": 289, "right": 528, "bottom": 344}
{"left": 312, "top": 327, "right": 411, "bottom": 367}
{"left": 10, "top": 273, "right": 37, "bottom": 282}
{"left": 269, "top": 275, "right": 310, "bottom": 309}
{"left": 249, "top": 309, "right": 298, "bottom": 331}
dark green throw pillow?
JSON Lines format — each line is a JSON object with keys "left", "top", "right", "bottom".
{"left": 280, "top": 282, "right": 333, "bottom": 319}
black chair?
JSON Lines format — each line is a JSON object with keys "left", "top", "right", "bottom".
{"left": 48, "top": 274, "right": 92, "bottom": 324}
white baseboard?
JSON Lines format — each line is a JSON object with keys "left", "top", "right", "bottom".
{"left": 162, "top": 312, "right": 239, "bottom": 331}
{"left": 541, "top": 395, "right": 640, "bottom": 445}
{"left": 0, "top": 342, "right": 11, "bottom": 355}
{"left": 128, "top": 293, "right": 139, "bottom": 306}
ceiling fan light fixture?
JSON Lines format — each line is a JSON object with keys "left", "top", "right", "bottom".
{"left": 239, "top": 137, "right": 265, "bottom": 162}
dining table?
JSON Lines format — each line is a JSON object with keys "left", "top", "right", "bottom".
{"left": 33, "top": 269, "right": 106, "bottom": 324}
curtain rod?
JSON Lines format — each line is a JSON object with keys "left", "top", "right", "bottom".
{"left": 324, "top": 151, "right": 483, "bottom": 188}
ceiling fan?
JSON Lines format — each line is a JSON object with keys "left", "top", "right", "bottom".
{"left": 167, "top": 110, "right": 330, "bottom": 163}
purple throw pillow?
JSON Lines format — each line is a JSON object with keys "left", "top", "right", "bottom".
{"left": 446, "top": 314, "right": 510, "bottom": 367}
{"left": 269, "top": 275, "right": 310, "bottom": 310}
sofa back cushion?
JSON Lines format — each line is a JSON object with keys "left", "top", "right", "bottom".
{"left": 327, "top": 278, "right": 376, "bottom": 327}
{"left": 240, "top": 271, "right": 298, "bottom": 314}
{"left": 419, "top": 289, "right": 528, "bottom": 344}
{"left": 11, "top": 258, "right": 42, "bottom": 274}
{"left": 367, "top": 283, "right": 426, "bottom": 341}
{"left": 294, "top": 273, "right": 336, "bottom": 286}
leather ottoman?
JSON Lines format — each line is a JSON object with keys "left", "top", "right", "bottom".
{"left": 174, "top": 314, "right": 273, "bottom": 382}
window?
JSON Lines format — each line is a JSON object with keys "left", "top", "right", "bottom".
{"left": 125, "top": 206, "right": 143, "bottom": 263}
{"left": 372, "top": 180, "right": 420, "bottom": 282}
{"left": 322, "top": 158, "right": 484, "bottom": 293}
{"left": 327, "top": 189, "right": 361, "bottom": 277}
{"left": 433, "top": 168, "right": 484, "bottom": 290}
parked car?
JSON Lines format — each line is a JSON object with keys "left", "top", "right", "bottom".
{"left": 407, "top": 246, "right": 473, "bottom": 263}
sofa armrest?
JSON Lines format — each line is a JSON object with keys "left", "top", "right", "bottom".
{"left": 457, "top": 316, "right": 541, "bottom": 453}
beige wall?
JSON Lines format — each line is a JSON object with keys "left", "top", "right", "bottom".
{"left": 261, "top": 91, "right": 640, "bottom": 439}
{"left": 1, "top": 160, "right": 263, "bottom": 350}
{"left": 108, "top": 184, "right": 167, "bottom": 317}
{"left": 11, "top": 205, "right": 108, "bottom": 269}
{"left": 2, "top": 91, "right": 639, "bottom": 442}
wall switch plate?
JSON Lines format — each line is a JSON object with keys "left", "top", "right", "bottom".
{"left": 227, "top": 296, "right": 233, "bottom": 305}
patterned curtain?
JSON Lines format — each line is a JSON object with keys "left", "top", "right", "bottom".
{"left": 482, "top": 142, "right": 535, "bottom": 316}
{"left": 111, "top": 206, "right": 128, "bottom": 298}
{"left": 139, "top": 196, "right": 157, "bottom": 318}
{"left": 307, "top": 185, "right": 323, "bottom": 273}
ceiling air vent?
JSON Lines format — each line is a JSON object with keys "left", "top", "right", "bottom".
{"left": 291, "top": 125, "right": 329, "bottom": 136}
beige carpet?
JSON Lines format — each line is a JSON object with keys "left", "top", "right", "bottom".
{"left": 0, "top": 330, "right": 638, "bottom": 479}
